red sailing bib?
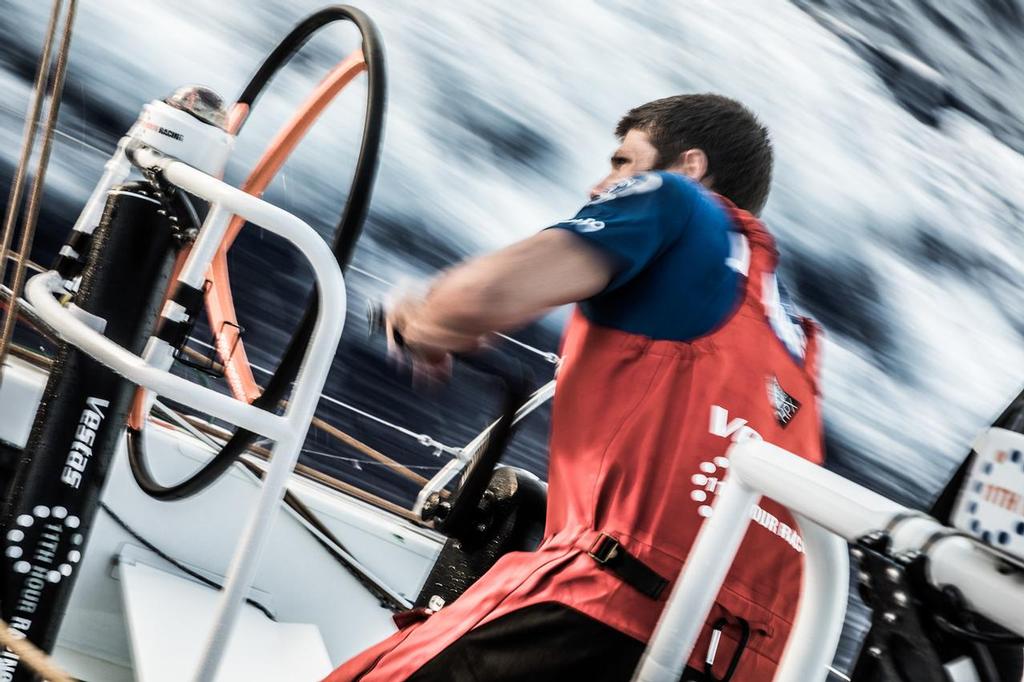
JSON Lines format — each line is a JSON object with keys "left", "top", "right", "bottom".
{"left": 325, "top": 202, "right": 825, "bottom": 682}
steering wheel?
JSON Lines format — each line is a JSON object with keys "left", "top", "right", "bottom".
{"left": 127, "top": 5, "right": 386, "bottom": 500}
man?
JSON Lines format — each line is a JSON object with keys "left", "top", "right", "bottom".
{"left": 326, "top": 94, "right": 824, "bottom": 682}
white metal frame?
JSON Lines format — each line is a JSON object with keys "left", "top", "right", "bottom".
{"left": 25, "top": 145, "right": 347, "bottom": 682}
{"left": 412, "top": 379, "right": 556, "bottom": 516}
{"left": 635, "top": 439, "right": 1024, "bottom": 682}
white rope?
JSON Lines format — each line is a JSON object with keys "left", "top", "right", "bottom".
{"left": 827, "top": 665, "right": 851, "bottom": 681}
{"left": 316, "top": 392, "right": 464, "bottom": 457}
{"left": 2, "top": 255, "right": 46, "bottom": 274}
{"left": 347, "top": 263, "right": 391, "bottom": 286}
{"left": 152, "top": 399, "right": 222, "bottom": 450}
{"left": 300, "top": 447, "right": 445, "bottom": 472}
{"left": 185, "top": 335, "right": 465, "bottom": 457}
{"left": 494, "top": 333, "right": 560, "bottom": 364}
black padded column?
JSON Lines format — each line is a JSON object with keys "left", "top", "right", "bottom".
{"left": 0, "top": 182, "right": 177, "bottom": 678}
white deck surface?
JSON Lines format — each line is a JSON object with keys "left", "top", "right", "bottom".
{"left": 120, "top": 558, "right": 332, "bottom": 681}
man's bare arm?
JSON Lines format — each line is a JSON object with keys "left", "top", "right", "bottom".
{"left": 391, "top": 229, "right": 615, "bottom": 355}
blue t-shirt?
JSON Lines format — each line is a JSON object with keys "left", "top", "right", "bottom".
{"left": 549, "top": 171, "right": 741, "bottom": 341}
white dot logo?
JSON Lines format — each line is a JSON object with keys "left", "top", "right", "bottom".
{"left": 4, "top": 506, "right": 83, "bottom": 584}
{"left": 688, "top": 456, "right": 805, "bottom": 553}
{"left": 690, "top": 457, "right": 730, "bottom": 518}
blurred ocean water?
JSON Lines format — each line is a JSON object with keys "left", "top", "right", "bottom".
{"left": 2, "top": 0, "right": 1024, "bottom": 671}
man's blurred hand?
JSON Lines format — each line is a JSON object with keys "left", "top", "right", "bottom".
{"left": 384, "top": 291, "right": 455, "bottom": 385}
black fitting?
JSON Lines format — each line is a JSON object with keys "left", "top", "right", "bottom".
{"left": 52, "top": 229, "right": 95, "bottom": 280}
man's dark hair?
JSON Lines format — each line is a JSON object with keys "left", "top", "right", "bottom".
{"left": 616, "top": 94, "right": 773, "bottom": 214}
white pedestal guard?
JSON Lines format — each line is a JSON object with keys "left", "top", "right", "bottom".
{"left": 26, "top": 145, "right": 347, "bottom": 682}
{"left": 634, "top": 440, "right": 1024, "bottom": 682}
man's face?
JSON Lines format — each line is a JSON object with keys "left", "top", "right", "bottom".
{"left": 589, "top": 129, "right": 660, "bottom": 200}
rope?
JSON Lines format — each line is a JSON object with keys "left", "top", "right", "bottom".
{"left": 234, "top": 456, "right": 411, "bottom": 611}
{"left": 178, "top": 415, "right": 424, "bottom": 521}
{"left": 301, "top": 448, "right": 445, "bottom": 472}
{"left": 495, "top": 333, "right": 560, "bottom": 365}
{"left": 309, "top": 414, "right": 431, "bottom": 485}
{"left": 0, "top": 0, "right": 78, "bottom": 371}
{"left": 317, "top": 392, "right": 464, "bottom": 458}
{"left": 186, "top": 335, "right": 466, "bottom": 458}
{"left": 0, "top": 0, "right": 63, "bottom": 300}
{"left": 0, "top": 617, "right": 74, "bottom": 682}
{"left": 827, "top": 665, "right": 852, "bottom": 681}
{"left": 2, "top": 253, "right": 46, "bottom": 274}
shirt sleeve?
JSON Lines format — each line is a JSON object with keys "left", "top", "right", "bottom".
{"left": 547, "top": 172, "right": 694, "bottom": 292}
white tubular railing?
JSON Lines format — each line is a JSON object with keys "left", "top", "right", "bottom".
{"left": 634, "top": 439, "right": 1024, "bottom": 682}
{"left": 25, "top": 146, "right": 347, "bottom": 682}
{"left": 413, "top": 378, "right": 557, "bottom": 516}
{"left": 780, "top": 516, "right": 848, "bottom": 681}
{"left": 26, "top": 272, "right": 290, "bottom": 441}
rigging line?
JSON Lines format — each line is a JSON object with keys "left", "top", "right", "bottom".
{"left": 256, "top": 479, "right": 412, "bottom": 610}
{"left": 495, "top": 332, "right": 561, "bottom": 365}
{"left": 51, "top": 126, "right": 107, "bottom": 156}
{"left": 827, "top": 665, "right": 851, "bottom": 681}
{"left": 0, "top": 0, "right": 64, "bottom": 344}
{"left": 2, "top": 254, "right": 46, "bottom": 274}
{"left": 309, "top": 414, "right": 429, "bottom": 485}
{"left": 0, "top": 0, "right": 78, "bottom": 372}
{"left": 152, "top": 399, "right": 221, "bottom": 450}
{"left": 185, "top": 334, "right": 465, "bottom": 457}
{"left": 300, "top": 447, "right": 445, "bottom": 472}
{"left": 347, "top": 263, "right": 560, "bottom": 365}
{"left": 347, "top": 262, "right": 390, "bottom": 286}
{"left": 317, "top": 392, "right": 464, "bottom": 456}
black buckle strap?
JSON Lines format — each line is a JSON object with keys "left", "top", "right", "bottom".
{"left": 704, "top": 617, "right": 750, "bottom": 682}
{"left": 588, "top": 533, "right": 669, "bottom": 600}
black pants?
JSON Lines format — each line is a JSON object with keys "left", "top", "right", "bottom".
{"left": 407, "top": 602, "right": 704, "bottom": 682}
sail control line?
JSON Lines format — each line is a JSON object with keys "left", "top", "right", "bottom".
{"left": 0, "top": 0, "right": 76, "bottom": 375}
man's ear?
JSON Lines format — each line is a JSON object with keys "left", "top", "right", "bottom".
{"left": 668, "top": 148, "right": 709, "bottom": 184}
